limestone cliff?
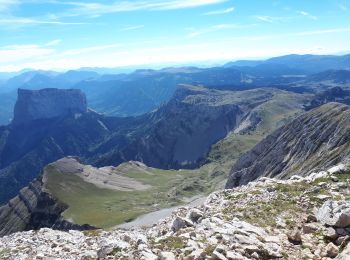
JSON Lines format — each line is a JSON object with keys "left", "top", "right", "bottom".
{"left": 12, "top": 88, "right": 87, "bottom": 125}
{"left": 0, "top": 170, "right": 94, "bottom": 237}
{"left": 93, "top": 85, "right": 279, "bottom": 169}
{"left": 226, "top": 102, "right": 350, "bottom": 189}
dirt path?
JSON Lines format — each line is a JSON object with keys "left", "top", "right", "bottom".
{"left": 117, "top": 196, "right": 206, "bottom": 229}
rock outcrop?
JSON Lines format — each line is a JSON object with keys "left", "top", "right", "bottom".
{"left": 0, "top": 175, "right": 94, "bottom": 237}
{"left": 226, "top": 102, "right": 350, "bottom": 189}
{"left": 317, "top": 200, "right": 350, "bottom": 228}
{"left": 12, "top": 88, "right": 87, "bottom": 125}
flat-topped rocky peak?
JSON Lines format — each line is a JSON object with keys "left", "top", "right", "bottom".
{"left": 12, "top": 88, "right": 87, "bottom": 125}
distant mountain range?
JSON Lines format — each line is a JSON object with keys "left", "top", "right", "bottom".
{"left": 0, "top": 53, "right": 349, "bottom": 125}
{"left": 0, "top": 54, "right": 350, "bottom": 235}
{"left": 225, "top": 53, "right": 350, "bottom": 73}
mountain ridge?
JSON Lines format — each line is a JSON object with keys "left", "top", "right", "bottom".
{"left": 226, "top": 102, "right": 350, "bottom": 189}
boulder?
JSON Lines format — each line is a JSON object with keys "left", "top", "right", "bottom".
{"left": 306, "top": 214, "right": 318, "bottom": 223}
{"left": 325, "top": 227, "right": 339, "bottom": 240}
{"left": 141, "top": 251, "right": 158, "bottom": 260}
{"left": 325, "top": 242, "right": 339, "bottom": 258}
{"left": 328, "top": 164, "right": 347, "bottom": 174}
{"left": 186, "top": 249, "right": 205, "bottom": 260}
{"left": 336, "top": 228, "right": 348, "bottom": 236}
{"left": 215, "top": 244, "right": 227, "bottom": 255}
{"left": 302, "top": 223, "right": 319, "bottom": 234}
{"left": 226, "top": 251, "right": 245, "bottom": 260}
{"left": 287, "top": 229, "right": 302, "bottom": 244}
{"left": 171, "top": 217, "right": 193, "bottom": 232}
{"left": 186, "top": 209, "right": 203, "bottom": 223}
{"left": 160, "top": 251, "right": 177, "bottom": 260}
{"left": 97, "top": 246, "right": 114, "bottom": 259}
{"left": 335, "top": 235, "right": 350, "bottom": 246}
{"left": 212, "top": 250, "right": 228, "bottom": 260}
{"left": 317, "top": 201, "right": 350, "bottom": 228}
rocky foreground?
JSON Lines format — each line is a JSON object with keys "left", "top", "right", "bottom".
{"left": 1, "top": 163, "right": 350, "bottom": 259}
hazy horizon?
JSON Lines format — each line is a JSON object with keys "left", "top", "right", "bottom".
{"left": 0, "top": 51, "right": 348, "bottom": 75}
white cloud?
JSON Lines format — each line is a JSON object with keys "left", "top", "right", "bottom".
{"left": 1, "top": 27, "right": 350, "bottom": 72}
{"left": 120, "top": 25, "right": 145, "bottom": 31}
{"left": 45, "top": 39, "right": 62, "bottom": 46}
{"left": 255, "top": 16, "right": 274, "bottom": 23}
{"left": 0, "top": 44, "right": 55, "bottom": 63}
{"left": 2, "top": 39, "right": 348, "bottom": 73}
{"left": 61, "top": 44, "right": 121, "bottom": 56}
{"left": 0, "top": 0, "right": 18, "bottom": 12}
{"left": 294, "top": 27, "right": 350, "bottom": 36}
{"left": 153, "top": 0, "right": 228, "bottom": 10}
{"left": 298, "top": 10, "right": 318, "bottom": 20}
{"left": 0, "top": 16, "right": 89, "bottom": 26}
{"left": 0, "top": 42, "right": 122, "bottom": 66}
{"left": 202, "top": 6, "right": 234, "bottom": 15}
{"left": 61, "top": 0, "right": 228, "bottom": 17}
{"left": 254, "top": 15, "right": 291, "bottom": 23}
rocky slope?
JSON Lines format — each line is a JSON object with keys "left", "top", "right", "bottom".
{"left": 0, "top": 162, "right": 349, "bottom": 259}
{"left": 226, "top": 102, "right": 350, "bottom": 189}
{"left": 305, "top": 87, "right": 350, "bottom": 110}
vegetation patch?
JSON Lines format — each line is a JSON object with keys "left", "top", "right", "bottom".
{"left": 45, "top": 162, "right": 218, "bottom": 228}
{"left": 157, "top": 237, "right": 185, "bottom": 250}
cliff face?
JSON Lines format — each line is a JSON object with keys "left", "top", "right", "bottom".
{"left": 12, "top": 88, "right": 87, "bottom": 125}
{"left": 226, "top": 102, "right": 350, "bottom": 189}
{"left": 0, "top": 109, "right": 117, "bottom": 204}
{"left": 91, "top": 85, "right": 277, "bottom": 169}
{"left": 0, "top": 175, "right": 94, "bottom": 237}
{"left": 125, "top": 88, "right": 244, "bottom": 168}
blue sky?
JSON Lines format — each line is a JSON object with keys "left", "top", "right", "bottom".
{"left": 0, "top": 0, "right": 350, "bottom": 71}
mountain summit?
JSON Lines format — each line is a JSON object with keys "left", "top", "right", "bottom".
{"left": 12, "top": 88, "right": 87, "bottom": 125}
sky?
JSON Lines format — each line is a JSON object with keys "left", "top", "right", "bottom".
{"left": 0, "top": 0, "right": 350, "bottom": 72}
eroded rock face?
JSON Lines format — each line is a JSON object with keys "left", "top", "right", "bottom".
{"left": 12, "top": 88, "right": 87, "bottom": 125}
{"left": 0, "top": 176, "right": 94, "bottom": 237}
{"left": 226, "top": 102, "right": 350, "bottom": 189}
